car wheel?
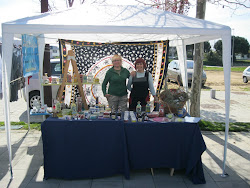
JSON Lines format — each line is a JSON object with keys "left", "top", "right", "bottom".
{"left": 29, "top": 91, "right": 41, "bottom": 109}
{"left": 243, "top": 76, "right": 248, "bottom": 83}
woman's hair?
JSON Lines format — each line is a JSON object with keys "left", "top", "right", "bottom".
{"left": 135, "top": 58, "right": 147, "bottom": 69}
{"left": 112, "top": 54, "right": 122, "bottom": 62}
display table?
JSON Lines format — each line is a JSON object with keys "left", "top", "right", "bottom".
{"left": 41, "top": 117, "right": 206, "bottom": 184}
{"left": 41, "top": 117, "right": 129, "bottom": 180}
{"left": 124, "top": 121, "right": 206, "bottom": 184}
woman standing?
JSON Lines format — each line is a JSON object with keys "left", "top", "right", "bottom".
{"left": 127, "top": 58, "right": 157, "bottom": 111}
{"left": 102, "top": 54, "right": 130, "bottom": 112}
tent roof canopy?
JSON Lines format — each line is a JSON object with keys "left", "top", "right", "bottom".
{"left": 2, "top": 3, "right": 231, "bottom": 45}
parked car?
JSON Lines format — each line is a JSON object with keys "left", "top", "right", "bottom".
{"left": 243, "top": 66, "right": 250, "bottom": 83}
{"left": 167, "top": 60, "right": 207, "bottom": 87}
{"left": 23, "top": 59, "right": 62, "bottom": 108}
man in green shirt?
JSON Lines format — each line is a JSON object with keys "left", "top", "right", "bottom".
{"left": 102, "top": 54, "right": 130, "bottom": 112}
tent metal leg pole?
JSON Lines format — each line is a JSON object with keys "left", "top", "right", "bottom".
{"left": 2, "top": 32, "right": 14, "bottom": 180}
{"left": 221, "top": 123, "right": 229, "bottom": 178}
{"left": 221, "top": 34, "right": 231, "bottom": 178}
{"left": 25, "top": 77, "right": 30, "bottom": 130}
{"left": 2, "top": 60, "right": 14, "bottom": 180}
{"left": 181, "top": 40, "right": 189, "bottom": 113}
{"left": 4, "top": 97, "right": 14, "bottom": 180}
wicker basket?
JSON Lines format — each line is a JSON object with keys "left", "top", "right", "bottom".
{"left": 160, "top": 100, "right": 186, "bottom": 114}
{"left": 159, "top": 88, "right": 188, "bottom": 114}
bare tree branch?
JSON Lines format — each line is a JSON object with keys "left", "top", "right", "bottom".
{"left": 68, "top": 0, "right": 74, "bottom": 7}
{"left": 208, "top": 0, "right": 250, "bottom": 9}
{"left": 134, "top": 0, "right": 191, "bottom": 14}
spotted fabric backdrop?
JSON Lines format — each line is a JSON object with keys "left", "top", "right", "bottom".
{"left": 59, "top": 39, "right": 169, "bottom": 106}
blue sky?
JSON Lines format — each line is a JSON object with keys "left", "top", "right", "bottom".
{"left": 0, "top": 0, "right": 249, "bottom": 44}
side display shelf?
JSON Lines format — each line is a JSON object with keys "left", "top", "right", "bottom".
{"left": 57, "top": 50, "right": 89, "bottom": 110}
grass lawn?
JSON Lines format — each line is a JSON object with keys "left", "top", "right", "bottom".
{"left": 199, "top": 120, "right": 250, "bottom": 132}
{"left": 203, "top": 66, "right": 247, "bottom": 72}
{"left": 0, "top": 122, "right": 41, "bottom": 131}
{"left": 0, "top": 121, "right": 249, "bottom": 132}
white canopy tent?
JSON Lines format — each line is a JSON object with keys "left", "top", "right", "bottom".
{"left": 1, "top": 3, "right": 231, "bottom": 179}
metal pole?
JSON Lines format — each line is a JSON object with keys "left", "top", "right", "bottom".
{"left": 231, "top": 29, "right": 234, "bottom": 67}
{"left": 25, "top": 77, "right": 30, "bottom": 130}
{"left": 2, "top": 33, "right": 14, "bottom": 180}
{"left": 221, "top": 123, "right": 229, "bottom": 177}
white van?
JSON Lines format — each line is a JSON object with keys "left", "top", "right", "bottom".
{"left": 23, "top": 59, "right": 62, "bottom": 108}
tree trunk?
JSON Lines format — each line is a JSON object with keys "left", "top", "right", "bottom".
{"left": 190, "top": 0, "right": 206, "bottom": 117}
{"left": 41, "top": 0, "right": 52, "bottom": 107}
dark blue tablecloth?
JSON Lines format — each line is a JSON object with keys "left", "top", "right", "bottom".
{"left": 124, "top": 121, "right": 206, "bottom": 184}
{"left": 41, "top": 117, "right": 206, "bottom": 184}
{"left": 41, "top": 117, "right": 129, "bottom": 180}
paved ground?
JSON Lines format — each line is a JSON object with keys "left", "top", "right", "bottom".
{"left": 0, "top": 90, "right": 250, "bottom": 187}
{"left": 0, "top": 130, "right": 249, "bottom": 188}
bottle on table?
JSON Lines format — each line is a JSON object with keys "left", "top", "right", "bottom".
{"left": 55, "top": 100, "right": 61, "bottom": 113}
{"left": 95, "top": 96, "right": 99, "bottom": 108}
{"left": 71, "top": 101, "right": 77, "bottom": 115}
{"left": 117, "top": 106, "right": 121, "bottom": 120}
{"left": 144, "top": 113, "right": 149, "bottom": 121}
{"left": 137, "top": 112, "right": 143, "bottom": 122}
{"left": 146, "top": 101, "right": 151, "bottom": 113}
{"left": 61, "top": 102, "right": 65, "bottom": 110}
{"left": 159, "top": 104, "right": 165, "bottom": 117}
{"left": 136, "top": 101, "right": 141, "bottom": 114}
{"left": 111, "top": 105, "right": 116, "bottom": 120}
{"left": 43, "top": 73, "right": 49, "bottom": 84}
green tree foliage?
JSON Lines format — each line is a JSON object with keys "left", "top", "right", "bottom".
{"left": 204, "top": 41, "right": 211, "bottom": 53}
{"left": 214, "top": 40, "right": 222, "bottom": 56}
{"left": 204, "top": 51, "right": 222, "bottom": 66}
{"left": 214, "top": 36, "right": 250, "bottom": 58}
{"left": 186, "top": 42, "right": 211, "bottom": 59}
{"left": 233, "top": 36, "right": 249, "bottom": 55}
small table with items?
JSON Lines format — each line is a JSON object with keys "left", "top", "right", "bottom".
{"left": 41, "top": 113, "right": 206, "bottom": 184}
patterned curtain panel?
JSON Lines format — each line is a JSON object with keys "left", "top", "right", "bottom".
{"left": 59, "top": 39, "right": 169, "bottom": 106}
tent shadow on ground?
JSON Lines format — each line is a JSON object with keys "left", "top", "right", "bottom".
{"left": 206, "top": 132, "right": 250, "bottom": 162}
{"left": 0, "top": 132, "right": 43, "bottom": 188}
{"left": 0, "top": 131, "right": 29, "bottom": 180}
{"left": 201, "top": 132, "right": 250, "bottom": 186}
{"left": 19, "top": 111, "right": 44, "bottom": 124}
{"left": 200, "top": 109, "right": 238, "bottom": 123}
{"left": 17, "top": 136, "right": 44, "bottom": 188}
{"left": 203, "top": 149, "right": 249, "bottom": 186}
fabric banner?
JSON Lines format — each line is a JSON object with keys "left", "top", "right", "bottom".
{"left": 60, "top": 39, "right": 169, "bottom": 106}
{"left": 22, "top": 34, "right": 39, "bottom": 77}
